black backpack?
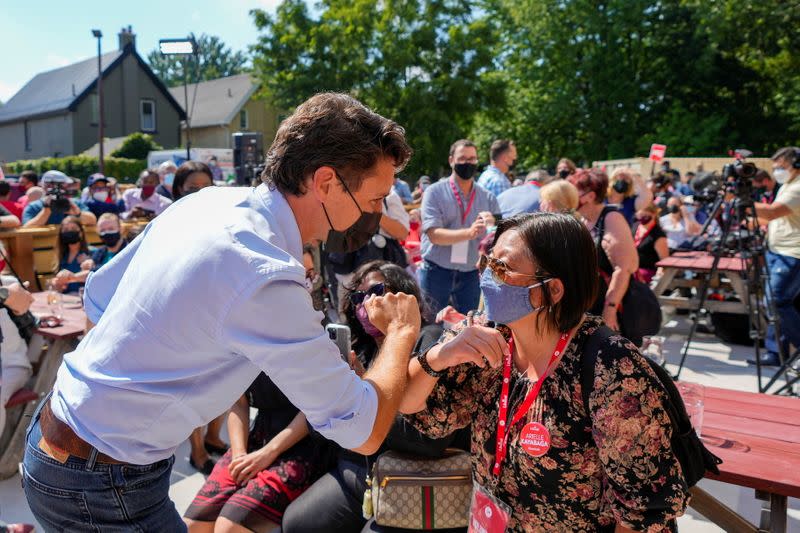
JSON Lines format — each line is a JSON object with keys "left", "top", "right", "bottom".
{"left": 580, "top": 325, "right": 722, "bottom": 487}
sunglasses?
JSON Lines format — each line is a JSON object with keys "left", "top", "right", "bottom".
{"left": 479, "top": 255, "right": 549, "bottom": 286}
{"left": 350, "top": 282, "right": 385, "bottom": 305}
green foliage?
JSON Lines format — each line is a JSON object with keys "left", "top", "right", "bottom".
{"left": 110, "top": 133, "right": 163, "bottom": 160}
{"left": 6, "top": 156, "right": 146, "bottom": 185}
{"left": 249, "top": 0, "right": 800, "bottom": 174}
{"left": 147, "top": 34, "right": 250, "bottom": 88}
{"left": 250, "top": 0, "right": 504, "bottom": 177}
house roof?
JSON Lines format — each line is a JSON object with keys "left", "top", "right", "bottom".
{"left": 0, "top": 46, "right": 186, "bottom": 125}
{"left": 169, "top": 74, "right": 259, "bottom": 128}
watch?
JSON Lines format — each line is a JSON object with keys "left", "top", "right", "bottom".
{"left": 416, "top": 348, "right": 445, "bottom": 378}
{"left": 605, "top": 301, "right": 618, "bottom": 309}
{"left": 0, "top": 287, "right": 9, "bottom": 305}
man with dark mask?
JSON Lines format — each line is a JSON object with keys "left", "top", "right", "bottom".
{"left": 22, "top": 94, "right": 422, "bottom": 531}
{"left": 477, "top": 139, "right": 517, "bottom": 197}
{"left": 419, "top": 139, "right": 501, "bottom": 314}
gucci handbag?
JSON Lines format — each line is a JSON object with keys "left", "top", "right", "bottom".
{"left": 363, "top": 448, "right": 472, "bottom": 529}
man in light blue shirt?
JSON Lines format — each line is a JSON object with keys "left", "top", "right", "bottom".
{"left": 476, "top": 139, "right": 517, "bottom": 197}
{"left": 393, "top": 176, "right": 413, "bottom": 204}
{"left": 22, "top": 93, "right": 421, "bottom": 532}
{"left": 497, "top": 170, "right": 544, "bottom": 218}
{"left": 420, "top": 139, "right": 500, "bottom": 314}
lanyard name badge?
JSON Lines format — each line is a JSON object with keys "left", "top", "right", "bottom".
{"left": 468, "top": 333, "right": 571, "bottom": 533}
{"left": 449, "top": 178, "right": 476, "bottom": 265}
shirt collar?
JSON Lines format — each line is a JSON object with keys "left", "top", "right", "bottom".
{"left": 256, "top": 183, "right": 304, "bottom": 264}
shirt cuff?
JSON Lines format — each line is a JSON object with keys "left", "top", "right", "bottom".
{"left": 308, "top": 379, "right": 378, "bottom": 450}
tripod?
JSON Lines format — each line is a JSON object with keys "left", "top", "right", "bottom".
{"left": 673, "top": 193, "right": 794, "bottom": 394}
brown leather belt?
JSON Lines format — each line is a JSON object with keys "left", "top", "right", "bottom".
{"left": 39, "top": 400, "right": 127, "bottom": 465}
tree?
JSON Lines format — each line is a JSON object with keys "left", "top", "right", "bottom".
{"left": 111, "top": 132, "right": 163, "bottom": 160}
{"left": 147, "top": 34, "right": 250, "bottom": 87}
{"left": 250, "top": 0, "right": 503, "bottom": 177}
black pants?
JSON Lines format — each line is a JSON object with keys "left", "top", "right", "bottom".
{"left": 282, "top": 456, "right": 466, "bottom": 533}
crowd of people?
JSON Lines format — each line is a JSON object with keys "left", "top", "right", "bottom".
{"left": 4, "top": 92, "right": 799, "bottom": 533}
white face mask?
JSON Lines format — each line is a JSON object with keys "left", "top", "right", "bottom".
{"left": 773, "top": 167, "right": 790, "bottom": 185}
{"left": 93, "top": 191, "right": 109, "bottom": 202}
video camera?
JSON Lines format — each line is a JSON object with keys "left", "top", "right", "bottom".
{"left": 44, "top": 185, "right": 72, "bottom": 215}
{"left": 691, "top": 149, "right": 758, "bottom": 205}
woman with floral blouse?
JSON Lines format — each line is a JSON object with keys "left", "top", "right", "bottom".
{"left": 400, "top": 212, "right": 689, "bottom": 532}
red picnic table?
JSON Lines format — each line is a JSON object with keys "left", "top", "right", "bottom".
{"left": 687, "top": 385, "right": 800, "bottom": 532}
{"left": 654, "top": 251, "right": 752, "bottom": 314}
{"left": 0, "top": 292, "right": 86, "bottom": 479}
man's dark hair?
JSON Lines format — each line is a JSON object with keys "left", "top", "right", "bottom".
{"left": 449, "top": 139, "right": 477, "bottom": 157}
{"left": 490, "top": 139, "right": 514, "bottom": 162}
{"left": 772, "top": 146, "right": 800, "bottom": 165}
{"left": 20, "top": 170, "right": 38, "bottom": 186}
{"left": 262, "top": 93, "right": 412, "bottom": 195}
{"left": 492, "top": 213, "right": 598, "bottom": 333}
{"left": 755, "top": 169, "right": 772, "bottom": 182}
{"left": 0, "top": 181, "right": 10, "bottom": 197}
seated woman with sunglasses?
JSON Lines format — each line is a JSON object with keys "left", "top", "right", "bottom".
{"left": 283, "top": 261, "right": 468, "bottom": 533}
{"left": 400, "top": 213, "right": 688, "bottom": 532}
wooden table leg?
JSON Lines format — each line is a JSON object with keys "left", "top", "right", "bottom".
{"left": 0, "top": 337, "right": 77, "bottom": 479}
{"left": 756, "top": 489, "right": 788, "bottom": 533}
{"left": 689, "top": 486, "right": 758, "bottom": 533}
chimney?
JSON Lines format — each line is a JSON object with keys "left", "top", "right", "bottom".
{"left": 118, "top": 25, "right": 136, "bottom": 51}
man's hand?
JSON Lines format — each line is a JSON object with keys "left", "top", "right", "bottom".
{"left": 427, "top": 325, "right": 507, "bottom": 371}
{"left": 467, "top": 218, "right": 487, "bottom": 240}
{"left": 478, "top": 211, "right": 496, "bottom": 227}
{"left": 603, "top": 306, "right": 620, "bottom": 331}
{"left": 365, "top": 292, "right": 421, "bottom": 337}
{"left": 68, "top": 201, "right": 81, "bottom": 215}
{"left": 4, "top": 282, "right": 34, "bottom": 315}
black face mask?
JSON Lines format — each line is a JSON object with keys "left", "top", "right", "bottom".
{"left": 613, "top": 180, "right": 631, "bottom": 195}
{"left": 669, "top": 205, "right": 680, "bottom": 214}
{"left": 100, "top": 232, "right": 121, "bottom": 248}
{"left": 60, "top": 231, "right": 81, "bottom": 245}
{"left": 453, "top": 163, "right": 478, "bottom": 180}
{"left": 322, "top": 173, "right": 382, "bottom": 254}
{"left": 558, "top": 169, "right": 570, "bottom": 179}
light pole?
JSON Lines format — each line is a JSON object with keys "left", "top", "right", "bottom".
{"left": 91, "top": 29, "right": 104, "bottom": 173}
{"left": 159, "top": 37, "right": 197, "bottom": 160}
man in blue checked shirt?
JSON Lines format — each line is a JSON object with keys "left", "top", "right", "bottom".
{"left": 477, "top": 139, "right": 517, "bottom": 197}
{"left": 22, "top": 93, "right": 422, "bottom": 532}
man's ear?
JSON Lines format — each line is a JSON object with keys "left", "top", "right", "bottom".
{"left": 310, "top": 166, "right": 338, "bottom": 202}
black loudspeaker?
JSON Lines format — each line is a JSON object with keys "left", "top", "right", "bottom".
{"left": 233, "top": 132, "right": 264, "bottom": 185}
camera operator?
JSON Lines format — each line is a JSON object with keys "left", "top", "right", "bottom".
{"left": 649, "top": 171, "right": 676, "bottom": 214}
{"left": 22, "top": 170, "right": 96, "bottom": 228}
{"left": 751, "top": 147, "right": 800, "bottom": 366}
{"left": 753, "top": 168, "right": 781, "bottom": 205}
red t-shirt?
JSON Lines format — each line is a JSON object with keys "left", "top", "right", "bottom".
{"left": 0, "top": 200, "right": 22, "bottom": 219}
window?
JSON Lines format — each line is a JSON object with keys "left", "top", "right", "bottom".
{"left": 140, "top": 99, "right": 156, "bottom": 132}
{"left": 24, "top": 121, "right": 31, "bottom": 151}
{"left": 239, "top": 109, "right": 248, "bottom": 130}
{"left": 90, "top": 93, "right": 99, "bottom": 124}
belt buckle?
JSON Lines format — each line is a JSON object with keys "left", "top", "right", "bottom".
{"left": 38, "top": 437, "right": 70, "bottom": 464}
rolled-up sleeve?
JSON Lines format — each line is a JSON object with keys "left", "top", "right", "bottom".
{"left": 421, "top": 186, "right": 445, "bottom": 232}
{"left": 223, "top": 278, "right": 378, "bottom": 449}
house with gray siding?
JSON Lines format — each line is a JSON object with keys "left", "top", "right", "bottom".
{"left": 0, "top": 27, "right": 185, "bottom": 163}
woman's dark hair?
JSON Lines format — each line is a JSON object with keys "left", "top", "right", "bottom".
{"left": 173, "top": 161, "right": 213, "bottom": 200}
{"left": 262, "top": 93, "right": 412, "bottom": 196}
{"left": 343, "top": 260, "right": 427, "bottom": 356}
{"left": 58, "top": 215, "right": 89, "bottom": 263}
{"left": 569, "top": 168, "right": 609, "bottom": 204}
{"left": 492, "top": 213, "right": 598, "bottom": 333}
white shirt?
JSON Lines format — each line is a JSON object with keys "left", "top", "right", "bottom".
{"left": 121, "top": 188, "right": 173, "bottom": 218}
{"left": 51, "top": 184, "right": 378, "bottom": 464}
{"left": 380, "top": 190, "right": 410, "bottom": 238}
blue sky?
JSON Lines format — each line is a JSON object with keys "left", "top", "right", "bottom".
{"left": 0, "top": 0, "right": 281, "bottom": 102}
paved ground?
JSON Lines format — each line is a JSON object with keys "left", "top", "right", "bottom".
{"left": 1, "top": 312, "right": 798, "bottom": 531}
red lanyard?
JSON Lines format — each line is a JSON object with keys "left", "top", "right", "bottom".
{"left": 449, "top": 178, "right": 477, "bottom": 225}
{"left": 634, "top": 223, "right": 654, "bottom": 248}
{"left": 492, "top": 332, "right": 570, "bottom": 477}
{"left": 529, "top": 181, "right": 541, "bottom": 188}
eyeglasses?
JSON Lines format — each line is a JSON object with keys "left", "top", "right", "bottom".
{"left": 350, "top": 282, "right": 385, "bottom": 305}
{"left": 479, "top": 255, "right": 550, "bottom": 286}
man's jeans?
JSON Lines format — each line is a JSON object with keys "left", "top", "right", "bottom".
{"left": 765, "top": 251, "right": 800, "bottom": 357}
{"left": 419, "top": 260, "right": 480, "bottom": 314}
{"left": 22, "top": 397, "right": 185, "bottom": 532}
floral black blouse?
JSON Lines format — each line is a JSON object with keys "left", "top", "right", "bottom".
{"left": 406, "top": 314, "right": 689, "bottom": 532}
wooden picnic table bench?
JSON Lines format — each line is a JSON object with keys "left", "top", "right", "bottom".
{"left": 653, "top": 251, "right": 753, "bottom": 315}
{"left": 0, "top": 292, "right": 86, "bottom": 479}
{"left": 687, "top": 385, "right": 800, "bottom": 532}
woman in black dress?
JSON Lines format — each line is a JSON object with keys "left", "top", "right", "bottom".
{"left": 633, "top": 204, "right": 669, "bottom": 284}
